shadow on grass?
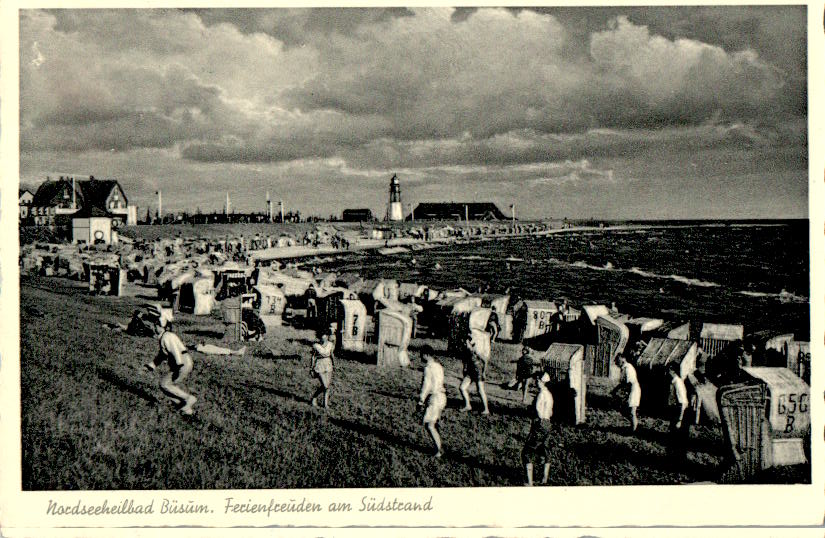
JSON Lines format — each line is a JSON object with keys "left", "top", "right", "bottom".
{"left": 328, "top": 415, "right": 521, "bottom": 486}
{"left": 186, "top": 329, "right": 226, "bottom": 339}
{"left": 335, "top": 350, "right": 375, "bottom": 365}
{"left": 96, "top": 368, "right": 159, "bottom": 404}
{"left": 288, "top": 337, "right": 316, "bottom": 347}
{"left": 565, "top": 437, "right": 720, "bottom": 484}
{"left": 245, "top": 382, "right": 310, "bottom": 405}
{"left": 134, "top": 293, "right": 160, "bottom": 301}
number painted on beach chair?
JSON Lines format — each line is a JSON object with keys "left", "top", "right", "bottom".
{"left": 777, "top": 392, "right": 808, "bottom": 434}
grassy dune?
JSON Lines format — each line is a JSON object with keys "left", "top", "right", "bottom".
{"left": 20, "top": 276, "right": 807, "bottom": 489}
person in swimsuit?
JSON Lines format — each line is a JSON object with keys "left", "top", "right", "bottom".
{"left": 143, "top": 305, "right": 198, "bottom": 415}
{"left": 417, "top": 345, "right": 447, "bottom": 458}
{"left": 310, "top": 332, "right": 334, "bottom": 409}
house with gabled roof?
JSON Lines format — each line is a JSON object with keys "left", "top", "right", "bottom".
{"left": 19, "top": 189, "right": 34, "bottom": 221}
{"left": 30, "top": 175, "right": 136, "bottom": 228}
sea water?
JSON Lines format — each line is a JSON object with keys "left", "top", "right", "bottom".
{"left": 319, "top": 221, "right": 810, "bottom": 338}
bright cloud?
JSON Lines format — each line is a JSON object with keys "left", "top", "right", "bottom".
{"left": 18, "top": 7, "right": 807, "bottom": 218}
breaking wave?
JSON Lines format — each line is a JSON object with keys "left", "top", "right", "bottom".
{"left": 667, "top": 274, "right": 720, "bottom": 288}
{"left": 570, "top": 260, "right": 615, "bottom": 271}
{"left": 539, "top": 256, "right": 804, "bottom": 299}
{"left": 738, "top": 289, "right": 809, "bottom": 303}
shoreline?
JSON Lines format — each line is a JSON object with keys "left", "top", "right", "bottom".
{"left": 248, "top": 220, "right": 791, "bottom": 264}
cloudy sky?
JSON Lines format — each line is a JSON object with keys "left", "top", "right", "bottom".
{"left": 19, "top": 7, "right": 808, "bottom": 219}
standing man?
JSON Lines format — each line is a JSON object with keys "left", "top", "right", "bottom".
{"left": 144, "top": 305, "right": 198, "bottom": 415}
{"left": 417, "top": 345, "right": 446, "bottom": 458}
{"left": 486, "top": 306, "right": 500, "bottom": 343}
{"left": 459, "top": 332, "right": 490, "bottom": 415}
{"left": 667, "top": 362, "right": 691, "bottom": 462}
{"left": 305, "top": 287, "right": 318, "bottom": 326}
{"left": 310, "top": 331, "right": 334, "bottom": 409}
{"left": 612, "top": 354, "right": 641, "bottom": 433}
{"left": 521, "top": 372, "right": 553, "bottom": 486}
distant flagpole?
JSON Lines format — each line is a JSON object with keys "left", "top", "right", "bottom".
{"left": 156, "top": 190, "right": 162, "bottom": 224}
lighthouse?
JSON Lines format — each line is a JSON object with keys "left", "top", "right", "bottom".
{"left": 387, "top": 173, "right": 403, "bottom": 221}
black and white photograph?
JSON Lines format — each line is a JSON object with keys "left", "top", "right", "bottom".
{"left": 2, "top": 2, "right": 822, "bottom": 533}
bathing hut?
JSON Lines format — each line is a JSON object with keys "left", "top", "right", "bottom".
{"left": 786, "top": 341, "right": 810, "bottom": 382}
{"left": 316, "top": 288, "right": 352, "bottom": 331}
{"left": 427, "top": 295, "right": 482, "bottom": 337}
{"left": 254, "top": 284, "right": 287, "bottom": 328}
{"left": 480, "top": 294, "right": 510, "bottom": 316}
{"left": 177, "top": 275, "right": 216, "bottom": 315}
{"left": 257, "top": 270, "right": 313, "bottom": 297}
{"left": 337, "top": 298, "right": 368, "bottom": 352}
{"left": 667, "top": 322, "right": 691, "bottom": 340}
{"left": 468, "top": 328, "right": 492, "bottom": 365}
{"left": 398, "top": 283, "right": 428, "bottom": 302}
{"left": 590, "top": 315, "right": 629, "bottom": 380}
{"left": 700, "top": 323, "right": 744, "bottom": 358}
{"left": 635, "top": 338, "right": 698, "bottom": 413}
{"left": 377, "top": 310, "right": 413, "bottom": 368}
{"left": 719, "top": 367, "right": 810, "bottom": 482}
{"left": 448, "top": 307, "right": 491, "bottom": 354}
{"left": 88, "top": 263, "right": 125, "bottom": 296}
{"left": 624, "top": 317, "right": 665, "bottom": 342}
{"left": 216, "top": 268, "right": 248, "bottom": 301}
{"left": 513, "top": 300, "right": 559, "bottom": 342}
{"left": 540, "top": 343, "right": 587, "bottom": 425}
{"left": 314, "top": 272, "right": 338, "bottom": 289}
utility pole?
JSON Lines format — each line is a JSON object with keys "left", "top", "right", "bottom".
{"left": 157, "top": 190, "right": 162, "bottom": 224}
{"left": 512, "top": 202, "right": 516, "bottom": 225}
{"left": 280, "top": 200, "right": 285, "bottom": 223}
{"left": 71, "top": 176, "right": 76, "bottom": 209}
{"left": 465, "top": 204, "right": 469, "bottom": 223}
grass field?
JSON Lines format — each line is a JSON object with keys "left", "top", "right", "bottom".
{"left": 20, "top": 275, "right": 808, "bottom": 489}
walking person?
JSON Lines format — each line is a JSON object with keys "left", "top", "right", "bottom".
{"left": 310, "top": 331, "right": 334, "bottom": 409}
{"left": 515, "top": 346, "right": 539, "bottom": 404}
{"left": 521, "top": 372, "right": 554, "bottom": 486}
{"left": 143, "top": 305, "right": 198, "bottom": 415}
{"left": 459, "top": 332, "right": 490, "bottom": 415}
{"left": 667, "top": 362, "right": 692, "bottom": 462}
{"left": 417, "top": 345, "right": 446, "bottom": 458}
{"left": 612, "top": 354, "right": 641, "bottom": 433}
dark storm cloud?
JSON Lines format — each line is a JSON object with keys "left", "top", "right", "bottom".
{"left": 20, "top": 6, "right": 806, "bottom": 191}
